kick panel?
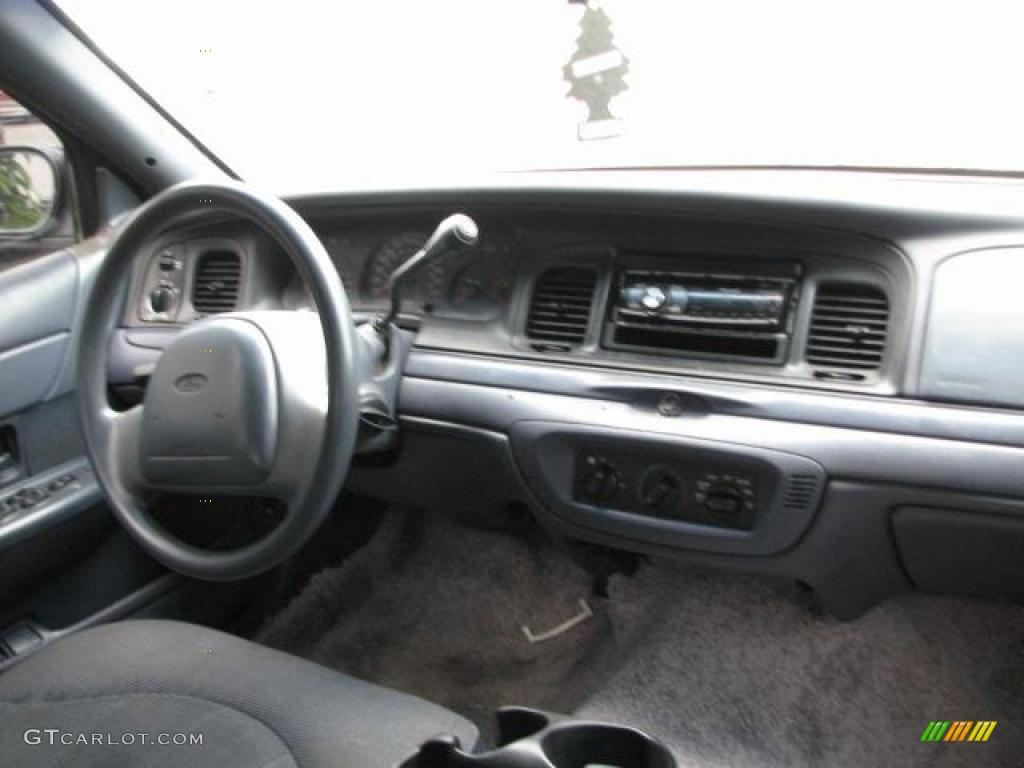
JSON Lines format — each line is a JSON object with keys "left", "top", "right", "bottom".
{"left": 510, "top": 421, "right": 826, "bottom": 556}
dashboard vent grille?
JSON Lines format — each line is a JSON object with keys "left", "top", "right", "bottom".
{"left": 526, "top": 267, "right": 597, "bottom": 347}
{"left": 192, "top": 251, "right": 241, "bottom": 314}
{"left": 783, "top": 474, "right": 820, "bottom": 512}
{"left": 806, "top": 283, "right": 888, "bottom": 371}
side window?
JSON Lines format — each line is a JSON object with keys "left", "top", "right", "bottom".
{"left": 0, "top": 90, "right": 66, "bottom": 239}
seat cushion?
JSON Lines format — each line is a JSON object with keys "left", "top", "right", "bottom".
{"left": 0, "top": 619, "right": 478, "bottom": 767}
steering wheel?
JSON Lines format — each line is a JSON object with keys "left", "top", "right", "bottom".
{"left": 77, "top": 179, "right": 361, "bottom": 580}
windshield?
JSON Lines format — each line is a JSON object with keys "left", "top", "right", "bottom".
{"left": 58, "top": 0, "right": 1024, "bottom": 193}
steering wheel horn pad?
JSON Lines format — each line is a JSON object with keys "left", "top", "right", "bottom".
{"left": 77, "top": 180, "right": 361, "bottom": 580}
{"left": 140, "top": 317, "right": 279, "bottom": 487}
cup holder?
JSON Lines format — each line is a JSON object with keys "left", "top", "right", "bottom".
{"left": 400, "top": 708, "right": 675, "bottom": 768}
{"left": 541, "top": 723, "right": 676, "bottom": 768}
{"left": 495, "top": 706, "right": 552, "bottom": 747}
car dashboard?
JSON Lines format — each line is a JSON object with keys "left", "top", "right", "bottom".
{"left": 124, "top": 201, "right": 909, "bottom": 391}
{"left": 108, "top": 169, "right": 1024, "bottom": 618}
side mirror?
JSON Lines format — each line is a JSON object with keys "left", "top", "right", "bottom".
{"left": 0, "top": 146, "right": 62, "bottom": 236}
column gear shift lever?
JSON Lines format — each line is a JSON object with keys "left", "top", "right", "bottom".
{"left": 373, "top": 213, "right": 479, "bottom": 337}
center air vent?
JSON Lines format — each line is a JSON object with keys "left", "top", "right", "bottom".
{"left": 525, "top": 266, "right": 597, "bottom": 347}
{"left": 192, "top": 251, "right": 241, "bottom": 314}
{"left": 806, "top": 282, "right": 889, "bottom": 372}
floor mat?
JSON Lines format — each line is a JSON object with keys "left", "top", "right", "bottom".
{"left": 257, "top": 508, "right": 1024, "bottom": 766}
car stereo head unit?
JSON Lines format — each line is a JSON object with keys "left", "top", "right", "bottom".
{"left": 605, "top": 263, "right": 801, "bottom": 364}
{"left": 618, "top": 273, "right": 792, "bottom": 328}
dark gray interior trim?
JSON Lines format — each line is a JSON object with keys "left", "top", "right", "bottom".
{"left": 340, "top": 417, "right": 909, "bottom": 618}
{"left": 405, "top": 351, "right": 1024, "bottom": 450}
{"left": 0, "top": 571, "right": 182, "bottom": 671}
{"left": 919, "top": 245, "right": 1024, "bottom": 408}
{"left": 286, "top": 170, "right": 1024, "bottom": 240}
{"left": 0, "top": 458, "right": 99, "bottom": 551}
{"left": 108, "top": 337, "right": 1024, "bottom": 452}
{"left": 398, "top": 376, "right": 1024, "bottom": 500}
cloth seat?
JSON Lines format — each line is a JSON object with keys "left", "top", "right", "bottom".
{"left": 0, "top": 619, "right": 478, "bottom": 767}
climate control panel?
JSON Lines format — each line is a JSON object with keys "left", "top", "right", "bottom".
{"left": 510, "top": 422, "right": 828, "bottom": 557}
{"left": 575, "top": 448, "right": 759, "bottom": 530}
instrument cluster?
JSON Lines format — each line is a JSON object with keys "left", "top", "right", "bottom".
{"left": 353, "top": 231, "right": 518, "bottom": 319}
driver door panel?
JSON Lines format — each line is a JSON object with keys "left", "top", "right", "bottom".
{"left": 0, "top": 241, "right": 107, "bottom": 551}
{"left": 0, "top": 243, "right": 115, "bottom": 635}
{"left": 0, "top": 248, "right": 78, "bottom": 418}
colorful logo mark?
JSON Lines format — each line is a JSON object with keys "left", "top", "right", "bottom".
{"left": 921, "top": 721, "right": 997, "bottom": 742}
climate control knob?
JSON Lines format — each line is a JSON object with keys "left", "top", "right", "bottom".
{"left": 640, "top": 466, "right": 682, "bottom": 513}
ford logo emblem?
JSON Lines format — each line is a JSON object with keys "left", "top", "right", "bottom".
{"left": 174, "top": 373, "right": 208, "bottom": 393}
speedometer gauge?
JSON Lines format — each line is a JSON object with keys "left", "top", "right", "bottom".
{"left": 364, "top": 233, "right": 423, "bottom": 300}
{"left": 363, "top": 232, "right": 448, "bottom": 307}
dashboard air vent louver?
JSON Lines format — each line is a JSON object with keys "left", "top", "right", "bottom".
{"left": 526, "top": 266, "right": 597, "bottom": 347}
{"left": 782, "top": 474, "right": 820, "bottom": 512}
{"left": 806, "top": 283, "right": 889, "bottom": 371}
{"left": 192, "top": 251, "right": 241, "bottom": 314}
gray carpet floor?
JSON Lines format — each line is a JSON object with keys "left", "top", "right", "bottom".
{"left": 257, "top": 508, "right": 1024, "bottom": 767}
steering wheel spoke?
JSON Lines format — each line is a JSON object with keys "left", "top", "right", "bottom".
{"left": 96, "top": 405, "right": 147, "bottom": 498}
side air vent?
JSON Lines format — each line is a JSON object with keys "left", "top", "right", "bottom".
{"left": 192, "top": 251, "right": 241, "bottom": 314}
{"left": 806, "top": 283, "right": 889, "bottom": 371}
{"left": 782, "top": 474, "right": 821, "bottom": 512}
{"left": 526, "top": 267, "right": 597, "bottom": 347}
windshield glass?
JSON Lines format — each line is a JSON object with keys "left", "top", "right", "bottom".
{"left": 58, "top": 0, "right": 1024, "bottom": 192}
